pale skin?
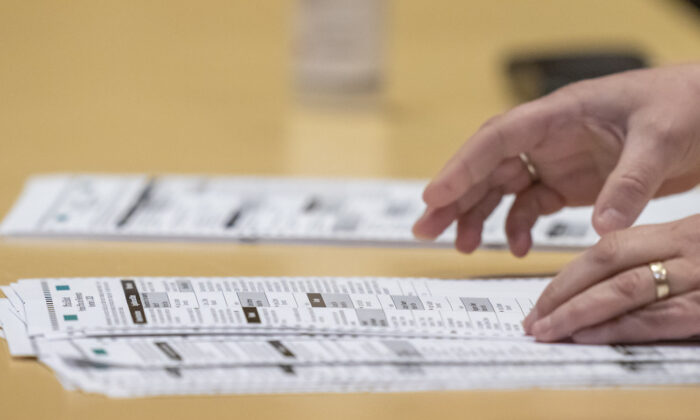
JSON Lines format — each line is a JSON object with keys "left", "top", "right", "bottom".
{"left": 412, "top": 64, "right": 700, "bottom": 344}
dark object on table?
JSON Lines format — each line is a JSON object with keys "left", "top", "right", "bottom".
{"left": 506, "top": 51, "right": 648, "bottom": 102}
{"left": 684, "top": 0, "right": 700, "bottom": 12}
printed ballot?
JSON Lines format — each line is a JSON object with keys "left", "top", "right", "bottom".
{"left": 3, "top": 174, "right": 699, "bottom": 249}
{"left": 14, "top": 276, "right": 544, "bottom": 339}
{"left": 3, "top": 276, "right": 700, "bottom": 397}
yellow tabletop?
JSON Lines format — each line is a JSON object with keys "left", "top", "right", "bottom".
{"left": 2, "top": 1, "right": 700, "bottom": 419}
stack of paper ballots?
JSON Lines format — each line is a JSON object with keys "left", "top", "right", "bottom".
{"left": 3, "top": 276, "right": 700, "bottom": 397}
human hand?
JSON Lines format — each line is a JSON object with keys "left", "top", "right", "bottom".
{"left": 413, "top": 65, "right": 700, "bottom": 256}
{"left": 523, "top": 215, "right": 700, "bottom": 343}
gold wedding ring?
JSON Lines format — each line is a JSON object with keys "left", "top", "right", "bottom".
{"left": 519, "top": 153, "right": 540, "bottom": 183}
{"left": 649, "top": 261, "right": 670, "bottom": 300}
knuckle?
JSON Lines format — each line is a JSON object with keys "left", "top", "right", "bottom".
{"left": 615, "top": 171, "right": 652, "bottom": 201}
{"left": 590, "top": 234, "right": 620, "bottom": 265}
{"left": 631, "top": 113, "right": 689, "bottom": 162}
{"left": 636, "top": 115, "right": 675, "bottom": 143}
{"left": 610, "top": 271, "right": 644, "bottom": 302}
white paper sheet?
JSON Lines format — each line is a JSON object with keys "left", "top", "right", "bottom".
{"left": 41, "top": 356, "right": 700, "bottom": 398}
{"left": 14, "top": 276, "right": 544, "bottom": 339}
{"left": 3, "top": 276, "right": 700, "bottom": 397}
{"left": 0, "top": 299, "right": 34, "bottom": 356}
{"left": 32, "top": 334, "right": 700, "bottom": 368}
{"left": 3, "top": 174, "right": 697, "bottom": 249}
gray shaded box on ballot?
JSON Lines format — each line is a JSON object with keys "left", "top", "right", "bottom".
{"left": 391, "top": 295, "right": 424, "bottom": 310}
{"left": 141, "top": 292, "right": 171, "bottom": 308}
{"left": 460, "top": 297, "right": 494, "bottom": 312}
{"left": 321, "top": 293, "right": 354, "bottom": 308}
{"left": 237, "top": 292, "right": 270, "bottom": 307}
{"left": 356, "top": 308, "right": 388, "bottom": 327}
{"left": 176, "top": 280, "right": 194, "bottom": 293}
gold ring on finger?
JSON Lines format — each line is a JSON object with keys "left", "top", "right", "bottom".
{"left": 519, "top": 152, "right": 540, "bottom": 183}
{"left": 649, "top": 261, "right": 670, "bottom": 300}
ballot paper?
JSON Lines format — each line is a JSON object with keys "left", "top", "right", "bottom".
{"left": 13, "top": 276, "right": 545, "bottom": 339}
{"left": 40, "top": 359, "right": 700, "bottom": 398}
{"left": 4, "top": 276, "right": 700, "bottom": 397}
{"left": 32, "top": 334, "right": 700, "bottom": 368}
{"left": 3, "top": 174, "right": 699, "bottom": 249}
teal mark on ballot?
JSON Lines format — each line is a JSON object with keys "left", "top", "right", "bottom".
{"left": 63, "top": 315, "right": 78, "bottom": 321}
{"left": 56, "top": 285, "right": 70, "bottom": 291}
{"left": 92, "top": 348, "right": 107, "bottom": 355}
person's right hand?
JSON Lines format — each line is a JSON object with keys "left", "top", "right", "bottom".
{"left": 413, "top": 64, "right": 700, "bottom": 256}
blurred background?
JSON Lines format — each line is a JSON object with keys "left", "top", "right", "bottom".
{"left": 2, "top": 0, "right": 700, "bottom": 212}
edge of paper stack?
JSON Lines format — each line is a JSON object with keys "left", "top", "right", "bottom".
{"left": 3, "top": 276, "right": 700, "bottom": 397}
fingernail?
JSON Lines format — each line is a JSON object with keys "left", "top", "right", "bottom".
{"left": 531, "top": 316, "right": 552, "bottom": 340}
{"left": 413, "top": 231, "right": 436, "bottom": 241}
{"left": 412, "top": 213, "right": 435, "bottom": 241}
{"left": 522, "top": 307, "right": 538, "bottom": 332}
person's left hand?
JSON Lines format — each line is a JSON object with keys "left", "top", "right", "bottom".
{"left": 523, "top": 214, "right": 700, "bottom": 344}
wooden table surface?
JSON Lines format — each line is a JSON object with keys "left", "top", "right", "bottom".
{"left": 1, "top": 1, "right": 700, "bottom": 419}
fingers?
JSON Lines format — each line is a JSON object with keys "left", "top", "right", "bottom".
{"left": 422, "top": 97, "right": 568, "bottom": 209}
{"left": 571, "top": 290, "right": 700, "bottom": 344}
{"left": 531, "top": 258, "right": 693, "bottom": 342}
{"left": 592, "top": 126, "right": 669, "bottom": 235}
{"left": 504, "top": 184, "right": 566, "bottom": 257}
{"left": 455, "top": 189, "right": 504, "bottom": 253}
{"left": 522, "top": 223, "right": 679, "bottom": 331}
{"left": 413, "top": 182, "right": 489, "bottom": 240}
{"left": 413, "top": 157, "right": 528, "bottom": 241}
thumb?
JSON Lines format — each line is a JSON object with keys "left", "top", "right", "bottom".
{"left": 593, "top": 133, "right": 667, "bottom": 235}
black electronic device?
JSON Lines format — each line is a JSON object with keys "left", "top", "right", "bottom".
{"left": 506, "top": 50, "right": 648, "bottom": 102}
